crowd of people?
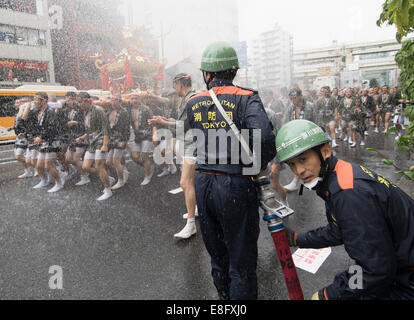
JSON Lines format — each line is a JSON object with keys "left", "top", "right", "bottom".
{"left": 8, "top": 74, "right": 201, "bottom": 239}
{"left": 260, "top": 84, "right": 411, "bottom": 149}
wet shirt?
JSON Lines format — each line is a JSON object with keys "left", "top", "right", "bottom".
{"left": 36, "top": 107, "right": 59, "bottom": 144}
{"left": 186, "top": 80, "right": 276, "bottom": 175}
{"left": 338, "top": 97, "right": 355, "bottom": 122}
{"left": 297, "top": 156, "right": 414, "bottom": 300}
{"left": 107, "top": 106, "right": 130, "bottom": 149}
{"left": 315, "top": 96, "right": 338, "bottom": 123}
{"left": 378, "top": 93, "right": 395, "bottom": 113}
{"left": 84, "top": 105, "right": 110, "bottom": 152}
{"left": 286, "top": 100, "right": 316, "bottom": 123}
{"left": 129, "top": 104, "right": 153, "bottom": 142}
{"left": 361, "top": 95, "right": 375, "bottom": 112}
{"left": 167, "top": 89, "right": 196, "bottom": 139}
{"left": 66, "top": 106, "right": 85, "bottom": 142}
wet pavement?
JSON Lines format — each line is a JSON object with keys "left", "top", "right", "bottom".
{"left": 0, "top": 128, "right": 413, "bottom": 300}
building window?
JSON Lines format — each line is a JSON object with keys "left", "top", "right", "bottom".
{"left": 0, "top": 24, "right": 16, "bottom": 43}
{"left": 38, "top": 30, "right": 46, "bottom": 46}
{"left": 15, "top": 27, "right": 28, "bottom": 45}
{"left": 0, "top": 23, "right": 46, "bottom": 46}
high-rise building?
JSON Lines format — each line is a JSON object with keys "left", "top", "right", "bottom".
{"left": 247, "top": 23, "right": 293, "bottom": 90}
{"left": 0, "top": 0, "right": 55, "bottom": 87}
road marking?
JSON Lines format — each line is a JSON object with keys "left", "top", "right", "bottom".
{"left": 0, "top": 160, "right": 17, "bottom": 165}
{"left": 0, "top": 150, "right": 13, "bottom": 153}
{"left": 169, "top": 187, "right": 183, "bottom": 194}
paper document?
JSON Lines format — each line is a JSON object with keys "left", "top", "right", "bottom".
{"left": 292, "top": 247, "right": 332, "bottom": 274}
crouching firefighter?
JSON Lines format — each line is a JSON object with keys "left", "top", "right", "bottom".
{"left": 186, "top": 41, "right": 276, "bottom": 300}
{"left": 271, "top": 119, "right": 414, "bottom": 300}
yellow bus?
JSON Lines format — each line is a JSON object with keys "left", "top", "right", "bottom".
{"left": 0, "top": 85, "right": 78, "bottom": 142}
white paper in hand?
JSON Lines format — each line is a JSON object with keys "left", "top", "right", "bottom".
{"left": 292, "top": 247, "right": 332, "bottom": 274}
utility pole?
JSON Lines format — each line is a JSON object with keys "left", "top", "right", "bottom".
{"left": 127, "top": 0, "right": 133, "bottom": 26}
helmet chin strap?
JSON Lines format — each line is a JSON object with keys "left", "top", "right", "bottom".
{"left": 203, "top": 71, "right": 212, "bottom": 90}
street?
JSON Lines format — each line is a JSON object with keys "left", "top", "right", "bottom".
{"left": 0, "top": 130, "right": 413, "bottom": 300}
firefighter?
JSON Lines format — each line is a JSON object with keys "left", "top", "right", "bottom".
{"left": 271, "top": 119, "right": 414, "bottom": 300}
{"left": 186, "top": 42, "right": 276, "bottom": 300}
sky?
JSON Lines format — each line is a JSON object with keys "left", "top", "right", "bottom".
{"left": 238, "top": 0, "right": 398, "bottom": 49}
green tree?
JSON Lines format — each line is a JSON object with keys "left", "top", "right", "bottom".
{"left": 375, "top": 0, "right": 414, "bottom": 181}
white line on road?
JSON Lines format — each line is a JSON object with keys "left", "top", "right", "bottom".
{"left": 169, "top": 187, "right": 183, "bottom": 194}
{"left": 0, "top": 160, "right": 17, "bottom": 165}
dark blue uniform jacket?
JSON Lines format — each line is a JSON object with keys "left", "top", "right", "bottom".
{"left": 297, "top": 156, "right": 414, "bottom": 299}
{"left": 186, "top": 80, "right": 276, "bottom": 175}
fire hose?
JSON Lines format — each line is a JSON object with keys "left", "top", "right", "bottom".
{"left": 253, "top": 175, "right": 304, "bottom": 300}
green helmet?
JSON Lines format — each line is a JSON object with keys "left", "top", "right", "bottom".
{"left": 276, "top": 120, "right": 331, "bottom": 163}
{"left": 200, "top": 42, "right": 239, "bottom": 72}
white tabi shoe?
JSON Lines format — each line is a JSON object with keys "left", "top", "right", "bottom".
{"left": 141, "top": 167, "right": 154, "bottom": 186}
{"left": 111, "top": 179, "right": 125, "bottom": 190}
{"left": 97, "top": 188, "right": 113, "bottom": 201}
{"left": 157, "top": 167, "right": 170, "bottom": 177}
{"left": 174, "top": 221, "right": 197, "bottom": 239}
{"left": 33, "top": 178, "right": 48, "bottom": 189}
{"left": 18, "top": 169, "right": 33, "bottom": 179}
{"left": 75, "top": 175, "right": 90, "bottom": 186}
{"left": 47, "top": 182, "right": 64, "bottom": 193}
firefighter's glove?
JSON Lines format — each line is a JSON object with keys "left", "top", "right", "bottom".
{"left": 284, "top": 227, "right": 297, "bottom": 247}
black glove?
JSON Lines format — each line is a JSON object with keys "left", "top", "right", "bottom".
{"left": 284, "top": 226, "right": 298, "bottom": 247}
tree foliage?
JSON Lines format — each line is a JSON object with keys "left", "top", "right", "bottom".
{"left": 374, "top": 0, "right": 414, "bottom": 181}
{"left": 377, "top": 0, "right": 414, "bottom": 41}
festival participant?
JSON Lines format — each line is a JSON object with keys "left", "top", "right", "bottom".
{"left": 371, "top": 86, "right": 381, "bottom": 132}
{"left": 75, "top": 92, "right": 114, "bottom": 201}
{"left": 149, "top": 73, "right": 198, "bottom": 239}
{"left": 61, "top": 92, "right": 87, "bottom": 181}
{"left": 377, "top": 85, "right": 395, "bottom": 134}
{"left": 283, "top": 87, "right": 316, "bottom": 191}
{"left": 106, "top": 94, "right": 131, "bottom": 190}
{"left": 21, "top": 98, "right": 42, "bottom": 180}
{"left": 7, "top": 98, "right": 32, "bottom": 178}
{"left": 156, "top": 91, "right": 179, "bottom": 177}
{"left": 394, "top": 92, "right": 411, "bottom": 140}
{"left": 315, "top": 86, "right": 339, "bottom": 148}
{"left": 127, "top": 92, "right": 156, "bottom": 186}
{"left": 31, "top": 92, "right": 67, "bottom": 193}
{"left": 338, "top": 88, "right": 355, "bottom": 145}
{"left": 349, "top": 96, "right": 367, "bottom": 147}
{"left": 360, "top": 89, "right": 375, "bottom": 136}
